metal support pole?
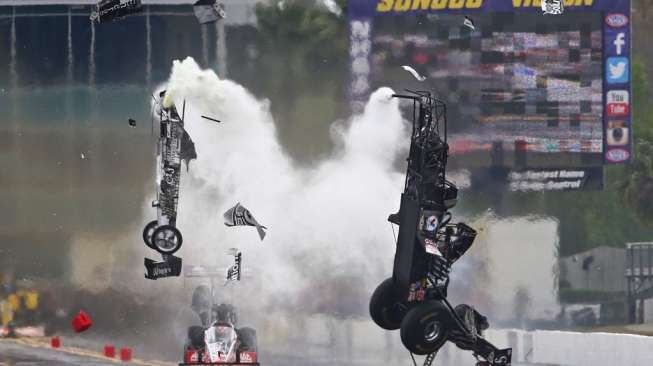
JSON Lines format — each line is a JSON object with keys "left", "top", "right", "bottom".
{"left": 65, "top": 7, "right": 74, "bottom": 127}
{"left": 10, "top": 6, "right": 17, "bottom": 91}
{"left": 146, "top": 6, "right": 152, "bottom": 87}
{"left": 89, "top": 19, "right": 96, "bottom": 87}
{"left": 215, "top": 19, "right": 227, "bottom": 78}
{"left": 627, "top": 245, "right": 635, "bottom": 323}
{"left": 201, "top": 25, "right": 209, "bottom": 67}
{"left": 67, "top": 7, "right": 74, "bottom": 84}
{"left": 626, "top": 278, "right": 631, "bottom": 323}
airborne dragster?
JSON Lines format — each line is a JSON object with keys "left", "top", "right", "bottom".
{"left": 370, "top": 90, "right": 512, "bottom": 366}
{"left": 142, "top": 90, "right": 194, "bottom": 256}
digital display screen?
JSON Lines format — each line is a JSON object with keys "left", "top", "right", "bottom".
{"left": 369, "top": 12, "right": 604, "bottom": 166}
{"left": 349, "top": 0, "right": 632, "bottom": 171}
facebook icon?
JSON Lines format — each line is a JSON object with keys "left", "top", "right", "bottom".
{"left": 606, "top": 29, "right": 629, "bottom": 56}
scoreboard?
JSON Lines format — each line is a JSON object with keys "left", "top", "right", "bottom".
{"left": 348, "top": 0, "right": 632, "bottom": 190}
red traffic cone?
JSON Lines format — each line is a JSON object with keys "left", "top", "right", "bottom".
{"left": 104, "top": 345, "right": 116, "bottom": 358}
{"left": 71, "top": 310, "right": 92, "bottom": 333}
{"left": 51, "top": 336, "right": 61, "bottom": 348}
{"left": 120, "top": 347, "right": 132, "bottom": 362}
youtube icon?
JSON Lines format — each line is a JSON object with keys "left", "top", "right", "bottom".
{"left": 607, "top": 90, "right": 630, "bottom": 117}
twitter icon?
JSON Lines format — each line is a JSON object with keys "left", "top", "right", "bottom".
{"left": 607, "top": 57, "right": 629, "bottom": 84}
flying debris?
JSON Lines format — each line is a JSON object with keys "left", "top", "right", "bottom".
{"left": 225, "top": 249, "right": 242, "bottom": 284}
{"left": 144, "top": 255, "right": 183, "bottom": 280}
{"left": 463, "top": 16, "right": 475, "bottom": 31}
{"left": 142, "top": 90, "right": 187, "bottom": 257}
{"left": 128, "top": 118, "right": 136, "bottom": 127}
{"left": 201, "top": 115, "right": 221, "bottom": 123}
{"left": 180, "top": 130, "right": 198, "bottom": 171}
{"left": 401, "top": 65, "right": 427, "bottom": 82}
{"left": 223, "top": 203, "right": 267, "bottom": 241}
{"left": 71, "top": 310, "right": 92, "bottom": 333}
{"left": 142, "top": 90, "right": 219, "bottom": 279}
{"left": 193, "top": 0, "right": 226, "bottom": 24}
{"left": 370, "top": 90, "right": 512, "bottom": 366}
{"left": 90, "top": 0, "right": 143, "bottom": 24}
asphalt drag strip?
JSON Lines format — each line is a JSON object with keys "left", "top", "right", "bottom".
{"left": 0, "top": 338, "right": 173, "bottom": 366}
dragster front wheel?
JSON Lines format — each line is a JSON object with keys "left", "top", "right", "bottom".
{"left": 369, "top": 278, "right": 404, "bottom": 330}
{"left": 142, "top": 220, "right": 159, "bottom": 250}
{"left": 151, "top": 225, "right": 183, "bottom": 255}
{"left": 400, "top": 301, "right": 451, "bottom": 355}
{"left": 187, "top": 326, "right": 205, "bottom": 349}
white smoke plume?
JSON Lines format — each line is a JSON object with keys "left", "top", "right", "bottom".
{"left": 63, "top": 58, "right": 559, "bottom": 361}
{"left": 69, "top": 57, "right": 559, "bottom": 329}
{"left": 158, "top": 57, "right": 406, "bottom": 313}
{"left": 320, "top": 0, "right": 342, "bottom": 16}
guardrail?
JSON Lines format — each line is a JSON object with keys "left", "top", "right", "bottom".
{"left": 261, "top": 315, "right": 653, "bottom": 366}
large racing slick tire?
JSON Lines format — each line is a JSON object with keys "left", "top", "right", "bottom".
{"left": 187, "top": 325, "right": 205, "bottom": 349}
{"left": 369, "top": 278, "right": 404, "bottom": 330}
{"left": 191, "top": 285, "right": 212, "bottom": 326}
{"left": 151, "top": 225, "right": 183, "bottom": 255}
{"left": 238, "top": 327, "right": 258, "bottom": 352}
{"left": 182, "top": 326, "right": 205, "bottom": 363}
{"left": 142, "top": 220, "right": 159, "bottom": 250}
{"left": 400, "top": 301, "right": 451, "bottom": 355}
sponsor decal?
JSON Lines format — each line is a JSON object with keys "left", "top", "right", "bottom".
{"left": 355, "top": 0, "right": 620, "bottom": 18}
{"left": 376, "top": 0, "right": 483, "bottom": 13}
{"left": 349, "top": 19, "right": 372, "bottom": 113}
{"left": 375, "top": 0, "right": 596, "bottom": 13}
{"left": 541, "top": 0, "right": 563, "bottom": 15}
{"left": 606, "top": 57, "right": 629, "bottom": 84}
{"left": 607, "top": 120, "right": 629, "bottom": 146}
{"left": 240, "top": 352, "right": 257, "bottom": 363}
{"left": 225, "top": 251, "right": 242, "bottom": 284}
{"left": 407, "top": 280, "right": 427, "bottom": 302}
{"left": 606, "top": 13, "right": 629, "bottom": 28}
{"left": 424, "top": 238, "right": 441, "bottom": 255}
{"left": 514, "top": 0, "right": 593, "bottom": 9}
{"left": 607, "top": 90, "right": 630, "bottom": 117}
{"left": 508, "top": 168, "right": 603, "bottom": 191}
{"left": 425, "top": 215, "right": 438, "bottom": 231}
{"left": 186, "top": 350, "right": 200, "bottom": 363}
{"left": 144, "top": 255, "right": 182, "bottom": 280}
{"left": 605, "top": 148, "right": 631, "bottom": 163}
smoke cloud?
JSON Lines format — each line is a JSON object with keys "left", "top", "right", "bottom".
{"left": 60, "top": 58, "right": 559, "bottom": 361}
{"left": 155, "top": 57, "right": 407, "bottom": 316}
{"left": 320, "top": 0, "right": 342, "bottom": 16}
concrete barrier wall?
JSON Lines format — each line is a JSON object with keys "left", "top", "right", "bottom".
{"left": 261, "top": 314, "right": 653, "bottom": 366}
{"left": 490, "top": 329, "right": 653, "bottom": 366}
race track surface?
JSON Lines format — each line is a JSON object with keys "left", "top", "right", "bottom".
{"left": 0, "top": 337, "right": 381, "bottom": 366}
{"left": 0, "top": 338, "right": 171, "bottom": 366}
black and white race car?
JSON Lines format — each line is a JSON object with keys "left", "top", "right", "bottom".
{"left": 370, "top": 90, "right": 512, "bottom": 366}
{"left": 142, "top": 90, "right": 197, "bottom": 256}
